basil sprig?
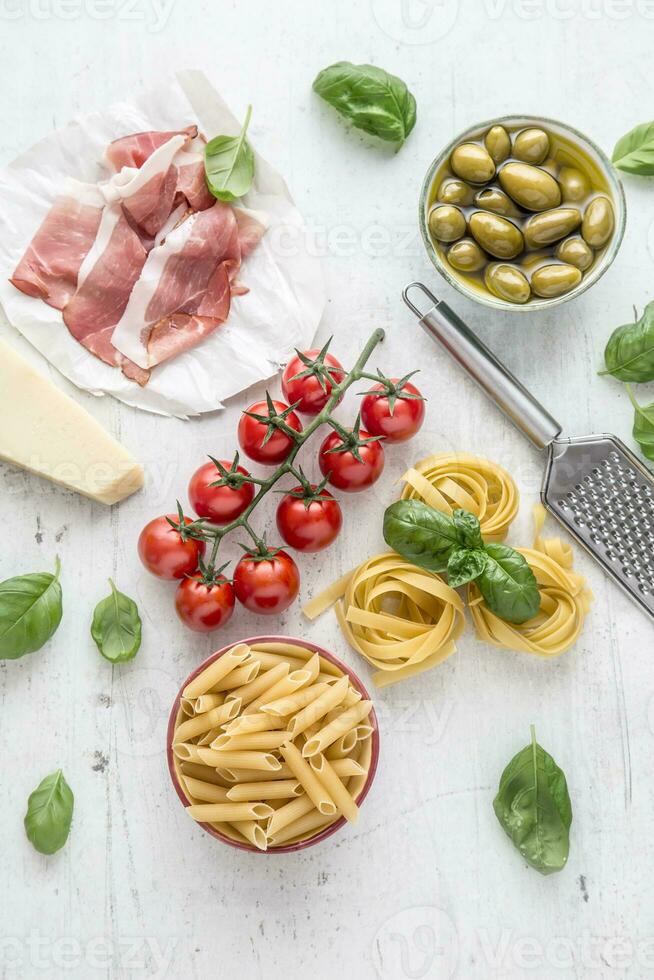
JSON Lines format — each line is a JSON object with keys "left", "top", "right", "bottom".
{"left": 383, "top": 500, "right": 540, "bottom": 624}
{"left": 627, "top": 385, "right": 654, "bottom": 461}
{"left": 493, "top": 726, "right": 572, "bottom": 876}
{"left": 612, "top": 121, "right": 654, "bottom": 175}
{"left": 205, "top": 105, "right": 255, "bottom": 202}
{"left": 312, "top": 61, "right": 416, "bottom": 147}
{"left": 91, "top": 579, "right": 142, "bottom": 663}
{"left": 0, "top": 558, "right": 63, "bottom": 660}
{"left": 602, "top": 302, "right": 654, "bottom": 383}
{"left": 24, "top": 769, "right": 74, "bottom": 855}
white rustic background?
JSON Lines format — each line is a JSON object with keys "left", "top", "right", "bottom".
{"left": 1, "top": 2, "right": 653, "bottom": 978}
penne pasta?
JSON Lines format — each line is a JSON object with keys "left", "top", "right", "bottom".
{"left": 206, "top": 750, "right": 282, "bottom": 771}
{"left": 210, "top": 661, "right": 260, "bottom": 692}
{"left": 173, "top": 699, "right": 241, "bottom": 743}
{"left": 230, "top": 820, "right": 267, "bottom": 851}
{"left": 325, "top": 731, "right": 358, "bottom": 760}
{"left": 243, "top": 668, "right": 313, "bottom": 715}
{"left": 330, "top": 759, "right": 366, "bottom": 779}
{"left": 194, "top": 693, "right": 225, "bottom": 714}
{"left": 187, "top": 802, "right": 273, "bottom": 823}
{"left": 210, "top": 731, "right": 292, "bottom": 752}
{"left": 226, "top": 780, "right": 304, "bottom": 802}
{"left": 355, "top": 724, "right": 374, "bottom": 742}
{"left": 302, "top": 700, "right": 373, "bottom": 758}
{"left": 197, "top": 727, "right": 222, "bottom": 747}
{"left": 260, "top": 681, "right": 331, "bottom": 718}
{"left": 217, "top": 764, "right": 294, "bottom": 782}
{"left": 182, "top": 644, "right": 251, "bottom": 699}
{"left": 223, "top": 714, "right": 286, "bottom": 736}
{"left": 226, "top": 662, "right": 289, "bottom": 707}
{"left": 180, "top": 696, "right": 196, "bottom": 717}
{"left": 287, "top": 675, "right": 349, "bottom": 738}
{"left": 267, "top": 809, "right": 336, "bottom": 847}
{"left": 180, "top": 762, "right": 229, "bottom": 787}
{"left": 308, "top": 754, "right": 359, "bottom": 823}
{"left": 279, "top": 742, "right": 336, "bottom": 816}
{"left": 183, "top": 776, "right": 230, "bottom": 803}
{"left": 265, "top": 794, "right": 315, "bottom": 838}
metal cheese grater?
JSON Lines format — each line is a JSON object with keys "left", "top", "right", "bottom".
{"left": 402, "top": 281, "right": 654, "bottom": 623}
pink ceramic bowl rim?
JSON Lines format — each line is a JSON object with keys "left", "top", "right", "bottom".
{"left": 166, "top": 635, "right": 380, "bottom": 854}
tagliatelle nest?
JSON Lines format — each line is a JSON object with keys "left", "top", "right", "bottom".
{"left": 399, "top": 452, "right": 519, "bottom": 542}
{"left": 468, "top": 506, "right": 594, "bottom": 656}
{"left": 303, "top": 553, "right": 465, "bottom": 688}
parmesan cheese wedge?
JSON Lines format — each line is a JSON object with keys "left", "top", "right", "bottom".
{"left": 0, "top": 340, "right": 144, "bottom": 504}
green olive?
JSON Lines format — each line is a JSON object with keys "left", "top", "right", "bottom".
{"left": 428, "top": 205, "right": 467, "bottom": 243}
{"left": 485, "top": 263, "right": 531, "bottom": 304}
{"left": 451, "top": 142, "right": 496, "bottom": 184}
{"left": 523, "top": 207, "right": 582, "bottom": 248}
{"left": 484, "top": 126, "right": 511, "bottom": 164}
{"left": 513, "top": 128, "right": 550, "bottom": 165}
{"left": 555, "top": 235, "right": 594, "bottom": 271}
{"left": 531, "top": 263, "right": 582, "bottom": 298}
{"left": 469, "top": 211, "right": 524, "bottom": 259}
{"left": 499, "top": 162, "right": 562, "bottom": 211}
{"left": 581, "top": 196, "right": 615, "bottom": 248}
{"left": 520, "top": 250, "right": 551, "bottom": 271}
{"left": 473, "top": 187, "right": 522, "bottom": 218}
{"left": 558, "top": 166, "right": 590, "bottom": 203}
{"left": 447, "top": 238, "right": 487, "bottom": 273}
{"left": 437, "top": 178, "right": 474, "bottom": 206}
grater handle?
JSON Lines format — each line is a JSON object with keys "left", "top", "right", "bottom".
{"left": 403, "top": 282, "right": 562, "bottom": 450}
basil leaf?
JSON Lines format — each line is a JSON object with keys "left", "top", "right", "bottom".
{"left": 383, "top": 500, "right": 461, "bottom": 572}
{"left": 91, "top": 579, "right": 142, "bottom": 663}
{"left": 447, "top": 548, "right": 488, "bottom": 589}
{"left": 24, "top": 769, "right": 74, "bottom": 855}
{"left": 204, "top": 105, "right": 255, "bottom": 202}
{"left": 0, "top": 558, "right": 63, "bottom": 660}
{"left": 627, "top": 385, "right": 654, "bottom": 461}
{"left": 493, "top": 726, "right": 572, "bottom": 876}
{"left": 477, "top": 543, "right": 540, "bottom": 625}
{"left": 452, "top": 508, "right": 483, "bottom": 549}
{"left": 612, "top": 121, "right": 654, "bottom": 175}
{"left": 312, "top": 61, "right": 416, "bottom": 146}
{"left": 602, "top": 302, "right": 654, "bottom": 382}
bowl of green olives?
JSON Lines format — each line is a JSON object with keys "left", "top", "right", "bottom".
{"left": 420, "top": 115, "right": 626, "bottom": 311}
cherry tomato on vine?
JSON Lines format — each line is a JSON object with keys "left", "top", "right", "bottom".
{"left": 318, "top": 428, "right": 385, "bottom": 493}
{"left": 281, "top": 348, "right": 345, "bottom": 415}
{"left": 175, "top": 574, "right": 235, "bottom": 632}
{"left": 360, "top": 377, "right": 425, "bottom": 443}
{"left": 276, "top": 486, "right": 343, "bottom": 552}
{"left": 233, "top": 549, "right": 300, "bottom": 614}
{"left": 137, "top": 514, "right": 205, "bottom": 580}
{"left": 188, "top": 459, "right": 254, "bottom": 524}
{"left": 238, "top": 399, "right": 303, "bottom": 465}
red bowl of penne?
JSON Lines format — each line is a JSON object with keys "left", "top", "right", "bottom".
{"left": 167, "top": 635, "right": 380, "bottom": 853}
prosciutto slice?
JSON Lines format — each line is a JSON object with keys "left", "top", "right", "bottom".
{"left": 9, "top": 180, "right": 103, "bottom": 309}
{"left": 106, "top": 125, "right": 198, "bottom": 170}
{"left": 62, "top": 205, "right": 149, "bottom": 384}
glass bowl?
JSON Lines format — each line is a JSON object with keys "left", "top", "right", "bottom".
{"left": 419, "top": 114, "right": 626, "bottom": 313}
{"left": 167, "top": 635, "right": 380, "bottom": 854}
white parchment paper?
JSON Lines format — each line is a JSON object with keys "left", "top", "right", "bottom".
{"left": 0, "top": 70, "right": 325, "bottom": 417}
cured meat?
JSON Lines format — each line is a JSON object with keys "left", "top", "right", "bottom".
{"left": 62, "top": 206, "right": 149, "bottom": 384}
{"left": 106, "top": 125, "right": 198, "bottom": 170}
{"left": 9, "top": 180, "right": 103, "bottom": 309}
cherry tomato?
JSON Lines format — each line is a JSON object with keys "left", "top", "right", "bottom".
{"left": 276, "top": 486, "right": 343, "bottom": 552}
{"left": 238, "top": 400, "right": 303, "bottom": 465}
{"left": 138, "top": 515, "right": 205, "bottom": 580}
{"left": 233, "top": 549, "right": 300, "bottom": 614}
{"left": 188, "top": 460, "right": 254, "bottom": 524}
{"left": 281, "top": 349, "right": 345, "bottom": 415}
{"left": 175, "top": 575, "right": 235, "bottom": 632}
{"left": 318, "top": 429, "right": 385, "bottom": 493}
{"left": 360, "top": 379, "right": 425, "bottom": 443}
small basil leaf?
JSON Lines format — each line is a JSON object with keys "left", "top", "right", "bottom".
{"left": 312, "top": 61, "right": 416, "bottom": 146}
{"left": 446, "top": 548, "right": 488, "bottom": 589}
{"left": 493, "top": 726, "right": 572, "bottom": 876}
{"left": 612, "top": 121, "right": 654, "bottom": 175}
{"left": 383, "top": 500, "right": 461, "bottom": 572}
{"left": 204, "top": 105, "right": 255, "bottom": 202}
{"left": 477, "top": 543, "right": 540, "bottom": 625}
{"left": 24, "top": 769, "right": 74, "bottom": 855}
{"left": 0, "top": 558, "right": 63, "bottom": 660}
{"left": 603, "top": 302, "right": 654, "bottom": 382}
{"left": 91, "top": 579, "right": 142, "bottom": 663}
{"left": 452, "top": 508, "right": 483, "bottom": 549}
{"left": 627, "top": 385, "right": 654, "bottom": 461}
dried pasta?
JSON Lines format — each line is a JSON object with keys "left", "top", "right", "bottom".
{"left": 171, "top": 641, "right": 375, "bottom": 850}
{"left": 399, "top": 452, "right": 519, "bottom": 541}
{"left": 303, "top": 553, "right": 465, "bottom": 688}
